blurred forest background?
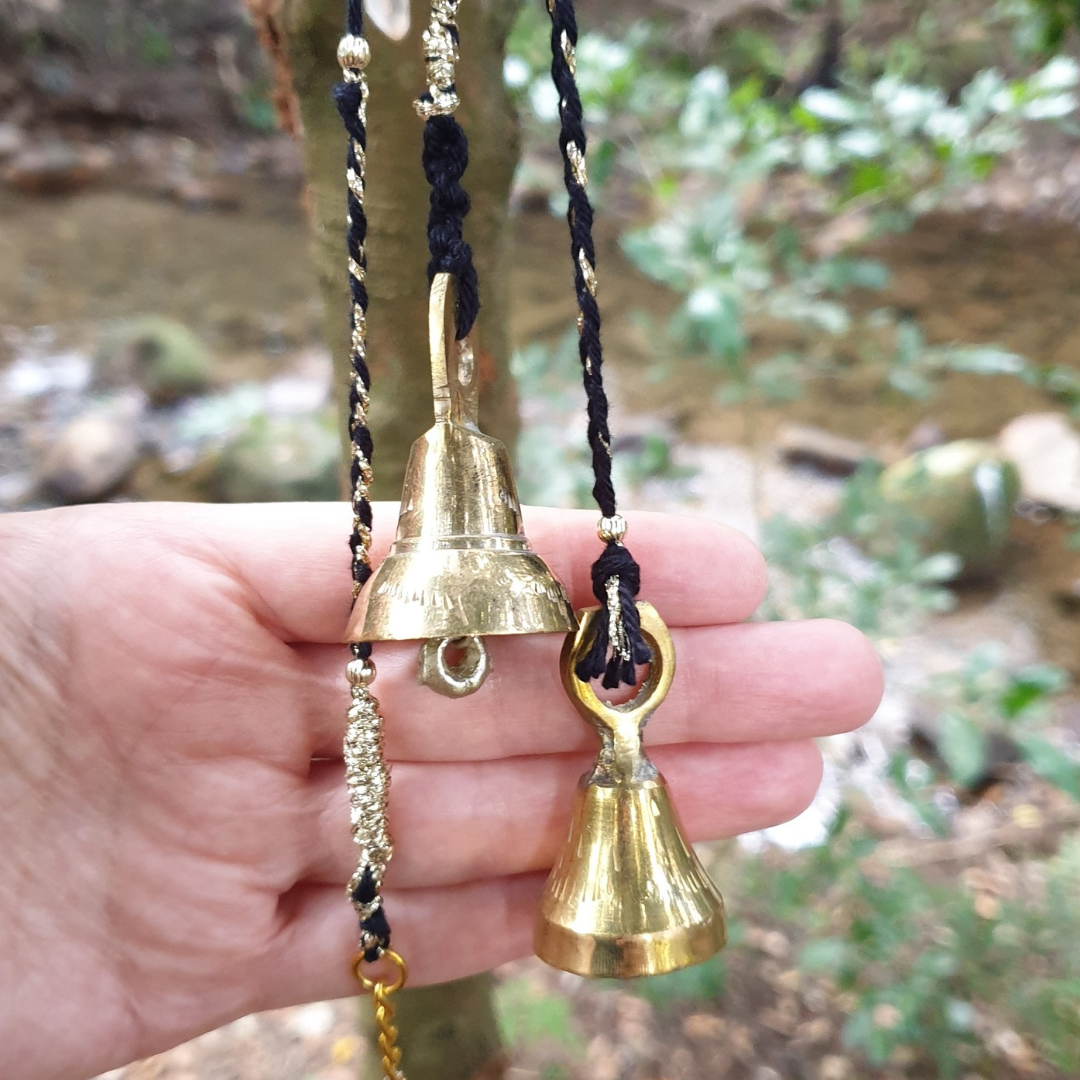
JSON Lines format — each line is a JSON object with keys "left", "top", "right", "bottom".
{"left": 3, "top": 0, "right": 1080, "bottom": 1077}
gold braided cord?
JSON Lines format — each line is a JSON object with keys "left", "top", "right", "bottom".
{"left": 414, "top": 0, "right": 462, "bottom": 117}
{"left": 342, "top": 49, "right": 373, "bottom": 603}
{"left": 344, "top": 667, "right": 393, "bottom": 926}
{"left": 338, "top": 18, "right": 408, "bottom": 1080}
{"left": 337, "top": 19, "right": 396, "bottom": 963}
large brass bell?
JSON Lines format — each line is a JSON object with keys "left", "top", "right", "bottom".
{"left": 535, "top": 602, "right": 727, "bottom": 977}
{"left": 346, "top": 272, "right": 575, "bottom": 696}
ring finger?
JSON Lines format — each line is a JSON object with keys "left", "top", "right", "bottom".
{"left": 302, "top": 738, "right": 822, "bottom": 889}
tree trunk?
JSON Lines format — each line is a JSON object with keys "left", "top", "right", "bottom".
{"left": 279, "top": 2, "right": 521, "bottom": 1078}
{"left": 282, "top": 0, "right": 521, "bottom": 500}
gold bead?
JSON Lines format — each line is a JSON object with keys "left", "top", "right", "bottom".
{"left": 347, "top": 657, "right": 377, "bottom": 687}
{"left": 338, "top": 34, "right": 371, "bottom": 71}
{"left": 598, "top": 514, "right": 628, "bottom": 544}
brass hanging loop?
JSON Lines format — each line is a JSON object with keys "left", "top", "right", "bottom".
{"left": 535, "top": 602, "right": 727, "bottom": 977}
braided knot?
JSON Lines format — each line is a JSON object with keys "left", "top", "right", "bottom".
{"left": 422, "top": 113, "right": 480, "bottom": 339}
{"left": 575, "top": 539, "right": 653, "bottom": 688}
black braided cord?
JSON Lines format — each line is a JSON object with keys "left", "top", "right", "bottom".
{"left": 418, "top": 20, "right": 481, "bottom": 339}
{"left": 334, "top": 0, "right": 390, "bottom": 963}
{"left": 547, "top": 0, "right": 651, "bottom": 688}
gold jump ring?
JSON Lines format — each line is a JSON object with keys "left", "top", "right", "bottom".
{"left": 353, "top": 948, "right": 408, "bottom": 994}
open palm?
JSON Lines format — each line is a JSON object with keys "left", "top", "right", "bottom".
{"left": 0, "top": 502, "right": 882, "bottom": 1080}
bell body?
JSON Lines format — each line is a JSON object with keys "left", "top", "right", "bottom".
{"left": 346, "top": 272, "right": 574, "bottom": 646}
{"left": 536, "top": 774, "right": 726, "bottom": 978}
{"left": 347, "top": 418, "right": 574, "bottom": 641}
{"left": 535, "top": 603, "right": 727, "bottom": 978}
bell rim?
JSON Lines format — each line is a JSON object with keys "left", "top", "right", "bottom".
{"left": 533, "top": 902, "right": 727, "bottom": 978}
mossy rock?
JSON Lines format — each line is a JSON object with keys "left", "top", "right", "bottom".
{"left": 96, "top": 316, "right": 214, "bottom": 405}
{"left": 877, "top": 439, "right": 1021, "bottom": 577}
{"left": 211, "top": 412, "right": 341, "bottom": 503}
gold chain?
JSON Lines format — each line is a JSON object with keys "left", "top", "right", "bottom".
{"left": 353, "top": 951, "right": 408, "bottom": 1080}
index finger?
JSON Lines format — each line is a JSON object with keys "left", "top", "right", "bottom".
{"left": 169, "top": 502, "right": 767, "bottom": 643}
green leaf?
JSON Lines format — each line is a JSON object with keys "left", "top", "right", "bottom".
{"left": 937, "top": 346, "right": 1030, "bottom": 377}
{"left": 140, "top": 28, "right": 172, "bottom": 66}
{"left": 1000, "top": 665, "right": 1070, "bottom": 718}
{"left": 1020, "top": 734, "right": 1080, "bottom": 800}
{"left": 791, "top": 102, "right": 822, "bottom": 132}
{"left": 937, "top": 710, "right": 988, "bottom": 788}
{"left": 799, "top": 937, "right": 855, "bottom": 975}
{"left": 590, "top": 138, "right": 618, "bottom": 187}
{"left": 627, "top": 956, "right": 726, "bottom": 1008}
{"left": 888, "top": 367, "right": 934, "bottom": 399}
{"left": 731, "top": 74, "right": 766, "bottom": 109}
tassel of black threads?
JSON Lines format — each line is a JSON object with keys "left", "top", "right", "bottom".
{"left": 548, "top": 0, "right": 651, "bottom": 688}
{"left": 334, "top": 0, "right": 390, "bottom": 964}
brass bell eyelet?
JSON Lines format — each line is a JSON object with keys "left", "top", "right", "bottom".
{"left": 418, "top": 635, "right": 490, "bottom": 698}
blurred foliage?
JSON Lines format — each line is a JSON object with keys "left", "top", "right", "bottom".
{"left": 620, "top": 56, "right": 1080, "bottom": 412}
{"left": 508, "top": 13, "right": 1080, "bottom": 415}
{"left": 742, "top": 809, "right": 1080, "bottom": 1074}
{"left": 1008, "top": 0, "right": 1080, "bottom": 51}
{"left": 511, "top": 330, "right": 594, "bottom": 509}
{"left": 760, "top": 463, "right": 960, "bottom": 634}
{"left": 929, "top": 645, "right": 1077, "bottom": 795}
{"left": 614, "top": 951, "right": 729, "bottom": 1011}
{"left": 502, "top": 9, "right": 1080, "bottom": 1075}
{"left": 512, "top": 329, "right": 692, "bottom": 508}
{"left": 138, "top": 27, "right": 173, "bottom": 67}
{"left": 241, "top": 77, "right": 281, "bottom": 133}
{"left": 495, "top": 977, "right": 585, "bottom": 1070}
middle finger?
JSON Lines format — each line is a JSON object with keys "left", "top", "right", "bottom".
{"left": 297, "top": 618, "right": 881, "bottom": 761}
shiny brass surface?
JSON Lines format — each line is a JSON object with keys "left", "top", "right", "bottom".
{"left": 417, "top": 635, "right": 490, "bottom": 697}
{"left": 346, "top": 273, "right": 575, "bottom": 646}
{"left": 535, "top": 602, "right": 727, "bottom": 978}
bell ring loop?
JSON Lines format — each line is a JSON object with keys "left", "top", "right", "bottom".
{"left": 562, "top": 602, "right": 675, "bottom": 741}
{"left": 418, "top": 635, "right": 490, "bottom": 698}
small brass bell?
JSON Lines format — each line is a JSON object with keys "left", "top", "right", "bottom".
{"left": 346, "top": 272, "right": 575, "bottom": 696}
{"left": 535, "top": 602, "right": 727, "bottom": 977}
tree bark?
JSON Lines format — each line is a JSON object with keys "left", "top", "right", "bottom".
{"left": 279, "top": 2, "right": 521, "bottom": 1078}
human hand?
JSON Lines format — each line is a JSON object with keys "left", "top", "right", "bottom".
{"left": 0, "top": 502, "right": 882, "bottom": 1080}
